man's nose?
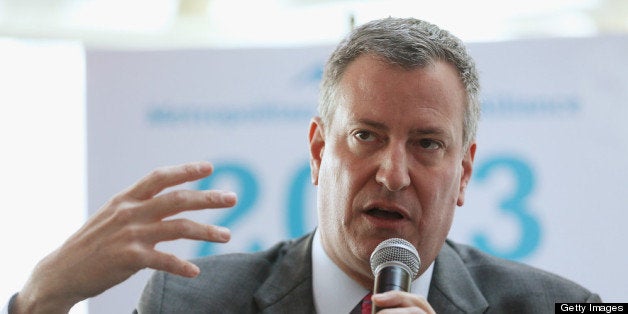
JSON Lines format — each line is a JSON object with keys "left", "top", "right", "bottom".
{"left": 375, "top": 143, "right": 411, "bottom": 191}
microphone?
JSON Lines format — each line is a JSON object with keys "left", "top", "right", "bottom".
{"left": 369, "top": 238, "right": 421, "bottom": 313}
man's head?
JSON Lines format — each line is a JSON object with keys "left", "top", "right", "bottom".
{"left": 308, "top": 17, "right": 479, "bottom": 288}
{"left": 319, "top": 17, "right": 480, "bottom": 152}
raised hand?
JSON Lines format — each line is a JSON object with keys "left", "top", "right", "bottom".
{"left": 12, "top": 161, "right": 235, "bottom": 314}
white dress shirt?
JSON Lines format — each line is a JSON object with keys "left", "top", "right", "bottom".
{"left": 312, "top": 230, "right": 433, "bottom": 314}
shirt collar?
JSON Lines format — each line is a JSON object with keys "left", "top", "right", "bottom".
{"left": 312, "top": 229, "right": 434, "bottom": 314}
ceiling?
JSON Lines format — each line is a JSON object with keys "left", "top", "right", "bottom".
{"left": 0, "top": 0, "right": 626, "bottom": 48}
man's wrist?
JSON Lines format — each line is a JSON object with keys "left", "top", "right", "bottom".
{"left": 11, "top": 289, "right": 75, "bottom": 314}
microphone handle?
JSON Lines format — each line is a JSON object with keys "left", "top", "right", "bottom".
{"left": 372, "top": 265, "right": 411, "bottom": 313}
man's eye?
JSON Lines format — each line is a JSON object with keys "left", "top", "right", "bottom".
{"left": 418, "top": 139, "right": 441, "bottom": 150}
{"left": 355, "top": 131, "right": 376, "bottom": 142}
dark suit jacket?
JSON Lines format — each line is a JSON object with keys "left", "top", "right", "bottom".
{"left": 137, "top": 233, "right": 600, "bottom": 313}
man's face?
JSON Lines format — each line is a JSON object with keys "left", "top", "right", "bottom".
{"left": 309, "top": 54, "right": 476, "bottom": 287}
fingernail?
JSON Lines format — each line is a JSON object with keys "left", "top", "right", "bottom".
{"left": 188, "top": 263, "right": 200, "bottom": 277}
{"left": 216, "top": 226, "right": 231, "bottom": 241}
{"left": 221, "top": 192, "right": 237, "bottom": 203}
{"left": 372, "top": 293, "right": 388, "bottom": 301}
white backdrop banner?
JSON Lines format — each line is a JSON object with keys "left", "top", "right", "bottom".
{"left": 86, "top": 36, "right": 628, "bottom": 313}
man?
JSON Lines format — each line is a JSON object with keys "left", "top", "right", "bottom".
{"left": 7, "top": 17, "right": 599, "bottom": 314}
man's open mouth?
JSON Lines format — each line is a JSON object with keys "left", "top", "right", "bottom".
{"left": 366, "top": 207, "right": 405, "bottom": 220}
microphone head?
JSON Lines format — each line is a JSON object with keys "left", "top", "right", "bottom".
{"left": 369, "top": 238, "right": 421, "bottom": 280}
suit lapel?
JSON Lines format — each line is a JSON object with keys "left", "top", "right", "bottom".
{"left": 254, "top": 233, "right": 316, "bottom": 314}
{"left": 251, "top": 235, "right": 489, "bottom": 313}
{"left": 428, "top": 241, "right": 489, "bottom": 313}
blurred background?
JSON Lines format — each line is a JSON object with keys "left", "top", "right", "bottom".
{"left": 1, "top": 1, "right": 626, "bottom": 313}
{"left": 1, "top": 0, "right": 627, "bottom": 48}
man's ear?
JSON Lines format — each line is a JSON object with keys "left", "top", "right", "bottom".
{"left": 308, "top": 117, "right": 325, "bottom": 186}
{"left": 457, "top": 142, "right": 476, "bottom": 207}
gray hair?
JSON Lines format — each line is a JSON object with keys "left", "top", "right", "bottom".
{"left": 319, "top": 17, "right": 480, "bottom": 150}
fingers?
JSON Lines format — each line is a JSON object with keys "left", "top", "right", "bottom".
{"left": 144, "top": 219, "right": 231, "bottom": 243}
{"left": 140, "top": 189, "right": 237, "bottom": 221}
{"left": 373, "top": 291, "right": 435, "bottom": 314}
{"left": 118, "top": 161, "right": 237, "bottom": 221}
{"left": 143, "top": 250, "right": 202, "bottom": 278}
{"left": 133, "top": 220, "right": 231, "bottom": 277}
{"left": 107, "top": 162, "right": 234, "bottom": 277}
{"left": 127, "top": 161, "right": 214, "bottom": 200}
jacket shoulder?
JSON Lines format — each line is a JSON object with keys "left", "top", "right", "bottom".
{"left": 137, "top": 234, "right": 311, "bottom": 313}
{"left": 444, "top": 240, "right": 600, "bottom": 303}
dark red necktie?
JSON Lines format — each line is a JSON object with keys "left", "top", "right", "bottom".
{"left": 350, "top": 292, "right": 373, "bottom": 314}
{"left": 361, "top": 292, "right": 373, "bottom": 314}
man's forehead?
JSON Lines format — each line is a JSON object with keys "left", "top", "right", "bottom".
{"left": 338, "top": 58, "right": 465, "bottom": 105}
{"left": 331, "top": 57, "right": 466, "bottom": 137}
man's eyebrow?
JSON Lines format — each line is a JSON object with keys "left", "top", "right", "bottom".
{"left": 353, "top": 119, "right": 389, "bottom": 131}
{"left": 409, "top": 127, "right": 449, "bottom": 136}
{"left": 354, "top": 118, "right": 449, "bottom": 137}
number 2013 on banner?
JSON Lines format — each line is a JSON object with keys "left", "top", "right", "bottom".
{"left": 195, "top": 155, "right": 541, "bottom": 261}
